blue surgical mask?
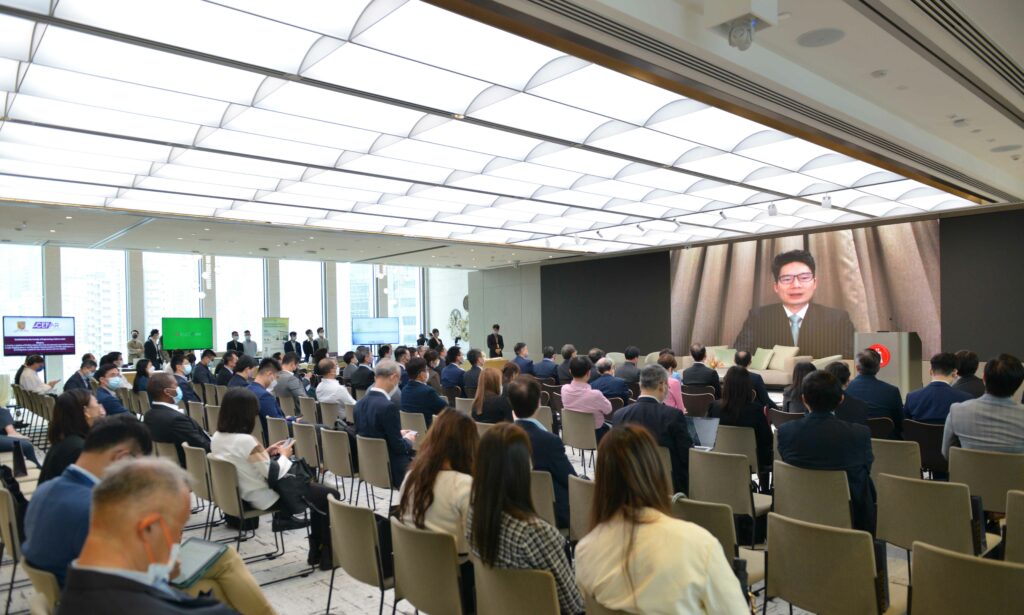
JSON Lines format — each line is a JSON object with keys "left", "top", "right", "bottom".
{"left": 106, "top": 376, "right": 123, "bottom": 389}
{"left": 35, "top": 365, "right": 44, "bottom": 372}
{"left": 183, "top": 364, "right": 192, "bottom": 376}
{"left": 173, "top": 387, "right": 183, "bottom": 403}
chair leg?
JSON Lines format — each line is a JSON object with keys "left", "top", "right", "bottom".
{"left": 325, "top": 568, "right": 335, "bottom": 614}
{"left": 5, "top": 558, "right": 16, "bottom": 615}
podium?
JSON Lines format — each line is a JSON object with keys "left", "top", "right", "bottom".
{"left": 853, "top": 332, "right": 922, "bottom": 397}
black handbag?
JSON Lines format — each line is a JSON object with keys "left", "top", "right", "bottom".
{"left": 268, "top": 456, "right": 316, "bottom": 516}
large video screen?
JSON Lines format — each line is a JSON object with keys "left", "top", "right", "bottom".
{"left": 3, "top": 316, "right": 76, "bottom": 356}
{"left": 352, "top": 317, "right": 400, "bottom": 345}
{"left": 669, "top": 220, "right": 940, "bottom": 360}
{"left": 162, "top": 317, "right": 214, "bottom": 350}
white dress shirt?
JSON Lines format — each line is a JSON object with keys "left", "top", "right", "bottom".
{"left": 399, "top": 470, "right": 472, "bottom": 555}
{"left": 316, "top": 378, "right": 356, "bottom": 406}
{"left": 211, "top": 431, "right": 289, "bottom": 510}
{"left": 18, "top": 367, "right": 52, "bottom": 393}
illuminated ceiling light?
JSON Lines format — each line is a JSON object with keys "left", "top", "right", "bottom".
{"left": 822, "top": 195, "right": 833, "bottom": 209}
{"left": 768, "top": 202, "right": 778, "bottom": 216}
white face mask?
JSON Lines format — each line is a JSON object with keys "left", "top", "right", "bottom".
{"left": 267, "top": 379, "right": 278, "bottom": 393}
{"left": 146, "top": 541, "right": 180, "bottom": 586}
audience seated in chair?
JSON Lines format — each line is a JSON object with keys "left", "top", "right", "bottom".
{"left": 511, "top": 342, "right": 535, "bottom": 376}
{"left": 681, "top": 343, "right": 721, "bottom": 398}
{"left": 277, "top": 352, "right": 312, "bottom": 415}
{"left": 63, "top": 358, "right": 96, "bottom": 393}
{"left": 214, "top": 351, "right": 238, "bottom": 387}
{"left": 560, "top": 356, "right": 613, "bottom": 443}
{"left": 532, "top": 346, "right": 559, "bottom": 381}
{"left": 441, "top": 346, "right": 466, "bottom": 391}
{"left": 400, "top": 357, "right": 448, "bottom": 429}
{"left": 94, "top": 363, "right": 129, "bottom": 416}
{"left": 905, "top": 352, "right": 973, "bottom": 424}
{"left": 40, "top": 389, "right": 105, "bottom": 484}
{"left": 658, "top": 353, "right": 685, "bottom": 411}
{"left": 589, "top": 358, "right": 632, "bottom": 405}
{"left": 349, "top": 350, "right": 375, "bottom": 392}
{"left": 845, "top": 348, "right": 904, "bottom": 438}
{"left": 781, "top": 362, "right": 815, "bottom": 415}
{"left": 823, "top": 362, "right": 869, "bottom": 426}
{"left": 143, "top": 372, "right": 211, "bottom": 467}
{"left": 471, "top": 368, "right": 514, "bottom": 424}
{"left": 734, "top": 350, "right": 777, "bottom": 410}
{"left": 354, "top": 360, "right": 417, "bottom": 488}
{"left": 709, "top": 366, "right": 773, "bottom": 492}
{"left": 463, "top": 348, "right": 485, "bottom": 394}
{"left": 942, "top": 353, "right": 1024, "bottom": 458}
{"left": 315, "top": 358, "right": 356, "bottom": 407}
{"left": 614, "top": 346, "right": 642, "bottom": 385}
{"left": 951, "top": 350, "right": 986, "bottom": 399}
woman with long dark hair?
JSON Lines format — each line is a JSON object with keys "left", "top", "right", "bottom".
{"left": 471, "top": 368, "right": 513, "bottom": 424}
{"left": 468, "top": 423, "right": 583, "bottom": 614}
{"left": 39, "top": 389, "right": 105, "bottom": 483}
{"left": 783, "top": 361, "right": 817, "bottom": 413}
{"left": 709, "top": 366, "right": 773, "bottom": 490}
{"left": 132, "top": 358, "right": 152, "bottom": 395}
{"left": 575, "top": 425, "right": 749, "bottom": 614}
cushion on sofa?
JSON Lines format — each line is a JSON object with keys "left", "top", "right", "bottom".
{"left": 768, "top": 345, "right": 799, "bottom": 371}
{"left": 751, "top": 348, "right": 775, "bottom": 371}
{"left": 713, "top": 347, "right": 736, "bottom": 367}
{"left": 812, "top": 355, "right": 843, "bottom": 370}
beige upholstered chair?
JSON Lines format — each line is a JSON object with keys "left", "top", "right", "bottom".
{"left": 530, "top": 470, "right": 557, "bottom": 528}
{"left": 714, "top": 425, "right": 760, "bottom": 474}
{"left": 265, "top": 416, "right": 289, "bottom": 447}
{"left": 772, "top": 461, "right": 851, "bottom": 529}
{"left": 326, "top": 496, "right": 396, "bottom": 615}
{"left": 870, "top": 439, "right": 921, "bottom": 482}
{"left": 356, "top": 435, "right": 394, "bottom": 508}
{"left": 561, "top": 409, "right": 598, "bottom": 478}
{"left": 474, "top": 557, "right": 559, "bottom": 615}
{"left": 1006, "top": 490, "right": 1024, "bottom": 564}
{"left": 568, "top": 476, "right": 594, "bottom": 543}
{"left": 390, "top": 518, "right": 463, "bottom": 615}
{"left": 671, "top": 497, "right": 764, "bottom": 588}
{"left": 321, "top": 428, "right": 357, "bottom": 504}
{"left": 911, "top": 541, "right": 1024, "bottom": 614}
{"left": 948, "top": 447, "right": 1024, "bottom": 514}
{"left": 690, "top": 449, "right": 771, "bottom": 546}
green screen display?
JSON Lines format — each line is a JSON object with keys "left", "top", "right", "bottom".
{"left": 162, "top": 317, "right": 214, "bottom": 351}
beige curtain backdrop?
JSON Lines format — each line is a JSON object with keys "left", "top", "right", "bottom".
{"left": 669, "top": 220, "right": 941, "bottom": 358}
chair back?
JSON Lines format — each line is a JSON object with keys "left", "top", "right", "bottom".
{"left": 870, "top": 439, "right": 921, "bottom": 482}
{"left": 877, "top": 473, "right": 976, "bottom": 555}
{"left": 765, "top": 512, "right": 878, "bottom": 615}
{"left": 680, "top": 392, "right": 714, "bottom": 417}
{"left": 609, "top": 397, "right": 624, "bottom": 412}
{"left": 547, "top": 391, "right": 564, "bottom": 416}
{"left": 355, "top": 388, "right": 367, "bottom": 401}
{"left": 768, "top": 408, "right": 804, "bottom": 429}
{"left": 21, "top": 559, "right": 59, "bottom": 613}
{"left": 205, "top": 405, "right": 221, "bottom": 433}
{"left": 321, "top": 429, "right": 355, "bottom": 479}
{"left": 656, "top": 446, "right": 674, "bottom": 496}
{"left": 344, "top": 403, "right": 356, "bottom": 424}
{"left": 207, "top": 455, "right": 245, "bottom": 517}
{"left": 627, "top": 382, "right": 640, "bottom": 400}
{"left": 534, "top": 406, "right": 553, "bottom": 433}
{"left": 903, "top": 419, "right": 948, "bottom": 474}
{"left": 714, "top": 425, "right": 759, "bottom": 473}
{"left": 320, "top": 401, "right": 342, "bottom": 426}
{"left": 568, "top": 476, "right": 594, "bottom": 542}
{"left": 186, "top": 401, "right": 206, "bottom": 430}
{"left": 266, "top": 416, "right": 290, "bottom": 446}
{"left": 474, "top": 558, "right": 559, "bottom": 615}
{"left": 443, "top": 387, "right": 462, "bottom": 406}
{"left": 390, "top": 518, "right": 463, "bottom": 615}
{"left": 134, "top": 390, "right": 151, "bottom": 414}
{"left": 475, "top": 421, "right": 495, "bottom": 438}
{"left": 154, "top": 441, "right": 180, "bottom": 463}
{"left": 670, "top": 497, "right": 737, "bottom": 558}
{"left": 203, "top": 383, "right": 218, "bottom": 406}
{"left": 0, "top": 487, "right": 22, "bottom": 561}
{"left": 772, "top": 461, "right": 851, "bottom": 529}
{"left": 293, "top": 422, "right": 320, "bottom": 467}
{"left": 328, "top": 496, "right": 390, "bottom": 589}
{"left": 298, "top": 396, "right": 317, "bottom": 420}
{"left": 911, "top": 541, "right": 1024, "bottom": 614}
{"left": 605, "top": 352, "right": 626, "bottom": 366}
{"left": 949, "top": 447, "right": 1024, "bottom": 514}
{"left": 583, "top": 591, "right": 630, "bottom": 615}
{"left": 643, "top": 351, "right": 660, "bottom": 366}
{"left": 356, "top": 436, "right": 392, "bottom": 491}
{"left": 215, "top": 385, "right": 227, "bottom": 403}
{"left": 454, "top": 397, "right": 474, "bottom": 414}
{"left": 1006, "top": 490, "right": 1024, "bottom": 564}
{"left": 191, "top": 382, "right": 204, "bottom": 402}
{"left": 866, "top": 417, "right": 895, "bottom": 439}
{"left": 530, "top": 471, "right": 557, "bottom": 527}
{"left": 181, "top": 443, "right": 212, "bottom": 501}
{"left": 399, "top": 411, "right": 428, "bottom": 451}
{"left": 562, "top": 408, "right": 597, "bottom": 451}
{"left": 681, "top": 384, "right": 715, "bottom": 396}
{"left": 689, "top": 449, "right": 754, "bottom": 517}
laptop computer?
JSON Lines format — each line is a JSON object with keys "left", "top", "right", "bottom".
{"left": 686, "top": 416, "right": 720, "bottom": 450}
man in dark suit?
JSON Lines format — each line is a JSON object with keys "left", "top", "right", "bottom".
{"left": 214, "top": 351, "right": 238, "bottom": 387}
{"left": 511, "top": 342, "right": 534, "bottom": 375}
{"left": 192, "top": 350, "right": 215, "bottom": 387}
{"left": 509, "top": 376, "right": 576, "bottom": 528}
{"left": 95, "top": 365, "right": 129, "bottom": 416}
{"left": 614, "top": 346, "right": 642, "bottom": 384}
{"left": 143, "top": 329, "right": 163, "bottom": 370}
{"left": 682, "top": 343, "right": 721, "bottom": 398}
{"left": 349, "top": 350, "right": 375, "bottom": 392}
{"left": 556, "top": 344, "right": 576, "bottom": 385}
{"left": 462, "top": 349, "right": 484, "bottom": 394}
{"left": 228, "top": 355, "right": 256, "bottom": 388}
{"left": 486, "top": 324, "right": 504, "bottom": 358}
{"left": 533, "top": 346, "right": 559, "bottom": 381}
{"left": 142, "top": 373, "right": 210, "bottom": 466}
{"left": 952, "top": 350, "right": 986, "bottom": 399}
{"left": 824, "top": 362, "right": 869, "bottom": 426}
{"left": 590, "top": 358, "right": 632, "bottom": 404}
{"left": 777, "top": 370, "right": 876, "bottom": 533}
{"left": 354, "top": 360, "right": 415, "bottom": 488}
{"left": 170, "top": 356, "right": 202, "bottom": 405}
{"left": 845, "top": 349, "right": 904, "bottom": 437}
{"left": 302, "top": 329, "right": 318, "bottom": 363}
{"left": 734, "top": 351, "right": 778, "bottom": 409}
{"left": 734, "top": 249, "right": 855, "bottom": 359}
{"left": 64, "top": 359, "right": 97, "bottom": 392}
{"left": 905, "top": 352, "right": 973, "bottom": 424}
{"left": 226, "top": 331, "right": 244, "bottom": 354}
{"left": 400, "top": 358, "right": 447, "bottom": 428}
{"left": 612, "top": 364, "right": 693, "bottom": 494}
{"left": 283, "top": 331, "right": 302, "bottom": 357}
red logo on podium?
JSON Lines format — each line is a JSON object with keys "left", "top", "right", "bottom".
{"left": 869, "top": 344, "right": 891, "bottom": 368}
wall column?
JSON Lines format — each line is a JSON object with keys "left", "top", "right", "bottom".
{"left": 41, "top": 245, "right": 63, "bottom": 381}
{"left": 265, "top": 258, "right": 280, "bottom": 317}
{"left": 126, "top": 250, "right": 144, "bottom": 336}
{"left": 323, "top": 261, "right": 337, "bottom": 351}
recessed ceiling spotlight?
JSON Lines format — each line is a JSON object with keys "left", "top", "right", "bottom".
{"left": 596, "top": 230, "right": 604, "bottom": 238}
{"left": 453, "top": 113, "right": 465, "bottom": 120}
{"left": 822, "top": 195, "right": 833, "bottom": 209}
{"left": 797, "top": 28, "right": 845, "bottom": 48}
{"left": 203, "top": 228, "right": 210, "bottom": 231}
{"left": 65, "top": 216, "right": 72, "bottom": 220}
{"left": 49, "top": 229, "right": 55, "bottom": 233}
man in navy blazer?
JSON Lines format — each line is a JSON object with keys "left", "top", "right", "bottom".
{"left": 355, "top": 360, "right": 416, "bottom": 488}
{"left": 511, "top": 342, "right": 534, "bottom": 375}
{"left": 824, "top": 362, "right": 869, "bottom": 426}
{"left": 845, "top": 349, "right": 904, "bottom": 437}
{"left": 905, "top": 352, "right": 973, "bottom": 424}
{"left": 533, "top": 346, "right": 559, "bottom": 381}
{"left": 589, "top": 358, "right": 632, "bottom": 403}
{"left": 95, "top": 365, "right": 129, "bottom": 416}
{"left": 462, "top": 349, "right": 485, "bottom": 393}
{"left": 400, "top": 358, "right": 448, "bottom": 428}
{"left": 63, "top": 359, "right": 96, "bottom": 392}
{"left": 778, "top": 370, "right": 876, "bottom": 533}
{"left": 508, "top": 377, "right": 576, "bottom": 529}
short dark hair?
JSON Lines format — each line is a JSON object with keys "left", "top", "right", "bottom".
{"left": 305, "top": 329, "right": 313, "bottom": 335}
{"left": 445, "top": 346, "right": 462, "bottom": 365}
{"left": 955, "top": 350, "right": 979, "bottom": 377}
{"left": 689, "top": 343, "right": 706, "bottom": 362}
{"left": 379, "top": 344, "right": 392, "bottom": 358}
{"left": 467, "top": 349, "right": 482, "bottom": 365}
{"left": 231, "top": 331, "right": 239, "bottom": 336}
{"left": 587, "top": 348, "right": 604, "bottom": 362}
{"left": 222, "top": 350, "right": 239, "bottom": 365}
{"left": 569, "top": 355, "right": 592, "bottom": 378}
{"left": 281, "top": 352, "right": 299, "bottom": 366}
{"left": 984, "top": 354, "right": 1024, "bottom": 397}
{"left": 514, "top": 342, "right": 527, "bottom": 355}
{"left": 561, "top": 344, "right": 576, "bottom": 361}
{"left": 83, "top": 414, "right": 152, "bottom": 455}
{"left": 341, "top": 351, "right": 355, "bottom": 365}
{"left": 97, "top": 363, "right": 119, "bottom": 380}
{"left": 734, "top": 351, "right": 752, "bottom": 367}
{"left": 424, "top": 349, "right": 439, "bottom": 364}
{"left": 356, "top": 350, "right": 370, "bottom": 364}
{"left": 394, "top": 346, "right": 409, "bottom": 362}
{"left": 217, "top": 387, "right": 259, "bottom": 434}
{"left": 147, "top": 372, "right": 177, "bottom": 399}
{"left": 801, "top": 370, "right": 842, "bottom": 412}
{"left": 170, "top": 355, "right": 186, "bottom": 372}
{"left": 201, "top": 349, "right": 216, "bottom": 359}
{"left": 507, "top": 376, "right": 540, "bottom": 418}
{"left": 257, "top": 358, "right": 281, "bottom": 375}
{"left": 289, "top": 331, "right": 297, "bottom": 337}
{"left": 824, "top": 361, "right": 851, "bottom": 386}
{"left": 407, "top": 357, "right": 427, "bottom": 381}
{"left": 317, "top": 327, "right": 324, "bottom": 333}
{"left": 149, "top": 329, "right": 159, "bottom": 337}
{"left": 492, "top": 324, "right": 500, "bottom": 330}
{"left": 624, "top": 346, "right": 640, "bottom": 361}
{"left": 243, "top": 330, "right": 251, "bottom": 336}
{"left": 25, "top": 354, "right": 44, "bottom": 366}
{"left": 542, "top": 346, "right": 555, "bottom": 359}
{"left": 235, "top": 355, "right": 257, "bottom": 373}
{"left": 930, "top": 352, "right": 958, "bottom": 376}
{"left": 80, "top": 359, "right": 97, "bottom": 370}
{"left": 771, "top": 249, "right": 816, "bottom": 281}
{"left": 856, "top": 349, "right": 881, "bottom": 376}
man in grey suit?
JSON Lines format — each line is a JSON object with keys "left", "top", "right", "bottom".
{"left": 942, "top": 353, "right": 1024, "bottom": 458}
{"left": 275, "top": 352, "right": 309, "bottom": 416}
{"left": 614, "top": 346, "right": 642, "bottom": 384}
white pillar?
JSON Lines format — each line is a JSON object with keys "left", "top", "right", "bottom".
{"left": 41, "top": 246, "right": 63, "bottom": 381}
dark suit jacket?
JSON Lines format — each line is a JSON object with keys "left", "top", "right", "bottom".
{"left": 734, "top": 302, "right": 855, "bottom": 359}
{"left": 175, "top": 375, "right": 202, "bottom": 404}
{"left": 905, "top": 381, "right": 973, "bottom": 424}
{"left": 516, "top": 419, "right": 576, "bottom": 529}
{"left": 709, "top": 400, "right": 773, "bottom": 470}
{"left": 463, "top": 366, "right": 483, "bottom": 393}
{"left": 63, "top": 372, "right": 91, "bottom": 392}
{"left": 782, "top": 386, "right": 807, "bottom": 414}
{"left": 512, "top": 355, "right": 534, "bottom": 375}
{"left": 143, "top": 403, "right": 211, "bottom": 467}
{"left": 226, "top": 340, "right": 243, "bottom": 354}
{"left": 400, "top": 380, "right": 447, "bottom": 428}
{"left": 215, "top": 367, "right": 233, "bottom": 387}
{"left": 836, "top": 394, "right": 869, "bottom": 426}
{"left": 472, "top": 394, "right": 513, "bottom": 424}
{"left": 144, "top": 339, "right": 162, "bottom": 368}
{"left": 777, "top": 412, "right": 876, "bottom": 533}
{"left": 487, "top": 333, "right": 504, "bottom": 358}
{"left": 227, "top": 373, "right": 249, "bottom": 389}
{"left": 589, "top": 374, "right": 631, "bottom": 403}
{"left": 192, "top": 362, "right": 212, "bottom": 386}
{"left": 952, "top": 374, "right": 985, "bottom": 399}
{"left": 682, "top": 363, "right": 721, "bottom": 398}
{"left": 556, "top": 361, "right": 571, "bottom": 386}
{"left": 355, "top": 390, "right": 412, "bottom": 488}
{"left": 533, "top": 359, "right": 558, "bottom": 381}
{"left": 614, "top": 361, "right": 640, "bottom": 384}
{"left": 56, "top": 567, "right": 237, "bottom": 615}
{"left": 440, "top": 364, "right": 465, "bottom": 391}
{"left": 612, "top": 397, "right": 693, "bottom": 494}
{"left": 302, "top": 339, "right": 318, "bottom": 361}
{"left": 350, "top": 365, "right": 374, "bottom": 391}
{"left": 845, "top": 374, "right": 904, "bottom": 437}
{"left": 283, "top": 340, "right": 302, "bottom": 356}
{"left": 96, "top": 387, "right": 128, "bottom": 416}
{"left": 749, "top": 371, "right": 778, "bottom": 409}
{"left": 39, "top": 435, "right": 84, "bottom": 485}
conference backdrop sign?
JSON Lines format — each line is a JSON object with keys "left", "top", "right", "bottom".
{"left": 262, "top": 317, "right": 289, "bottom": 358}
{"left": 669, "top": 220, "right": 940, "bottom": 360}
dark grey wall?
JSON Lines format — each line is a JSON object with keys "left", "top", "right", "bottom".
{"left": 540, "top": 251, "right": 671, "bottom": 354}
{"left": 940, "top": 209, "right": 1024, "bottom": 359}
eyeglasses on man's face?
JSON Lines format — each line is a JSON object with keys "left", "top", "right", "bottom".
{"left": 777, "top": 272, "right": 815, "bottom": 285}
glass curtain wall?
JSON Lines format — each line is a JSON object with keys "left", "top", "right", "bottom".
{"left": 335, "top": 263, "right": 374, "bottom": 352}
{"left": 61, "top": 247, "right": 127, "bottom": 375}
{"left": 142, "top": 252, "right": 202, "bottom": 335}
{"left": 214, "top": 256, "right": 265, "bottom": 351}
{"left": 0, "top": 245, "right": 43, "bottom": 376}
{"left": 279, "top": 259, "right": 325, "bottom": 347}
{"left": 386, "top": 266, "right": 422, "bottom": 347}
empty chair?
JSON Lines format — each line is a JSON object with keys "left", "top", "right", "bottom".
{"left": 561, "top": 409, "right": 598, "bottom": 478}
{"left": 21, "top": 559, "right": 59, "bottom": 615}
{"left": 1006, "top": 490, "right": 1024, "bottom": 564}
{"left": 530, "top": 471, "right": 557, "bottom": 528}
{"left": 768, "top": 408, "right": 804, "bottom": 429}
{"left": 205, "top": 405, "right": 221, "bottom": 434}
{"left": 265, "top": 416, "right": 289, "bottom": 447}
{"left": 215, "top": 385, "right": 227, "bottom": 404}
{"left": 293, "top": 422, "right": 320, "bottom": 469}
{"left": 390, "top": 518, "right": 463, "bottom": 615}
{"left": 870, "top": 439, "right": 922, "bottom": 482}
{"left": 680, "top": 392, "right": 714, "bottom": 417}
{"left": 321, "top": 428, "right": 357, "bottom": 504}
{"left": 670, "top": 497, "right": 764, "bottom": 589}
{"left": 356, "top": 436, "right": 394, "bottom": 508}
{"left": 203, "top": 383, "right": 218, "bottom": 406}
{"left": 474, "top": 558, "right": 559, "bottom": 615}
{"left": 298, "top": 396, "right": 317, "bottom": 420}
{"left": 689, "top": 449, "right": 771, "bottom": 546}
{"left": 181, "top": 443, "right": 217, "bottom": 540}
{"left": 454, "top": 397, "right": 474, "bottom": 414}
{"left": 867, "top": 417, "right": 895, "bottom": 439}
{"left": 714, "top": 425, "right": 760, "bottom": 475}
{"left": 903, "top": 419, "right": 947, "bottom": 477}
{"left": 186, "top": 401, "right": 206, "bottom": 431}
{"left": 911, "top": 541, "right": 1024, "bottom": 614}
{"left": 326, "top": 496, "right": 395, "bottom": 615}
{"left": 772, "top": 460, "right": 851, "bottom": 529}
{"left": 948, "top": 447, "right": 1024, "bottom": 514}
{"left": 319, "top": 401, "right": 342, "bottom": 426}
{"left": 765, "top": 512, "right": 906, "bottom": 615}
{"left": 568, "top": 476, "right": 594, "bottom": 543}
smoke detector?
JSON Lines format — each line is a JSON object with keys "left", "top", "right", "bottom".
{"left": 705, "top": 0, "right": 779, "bottom": 51}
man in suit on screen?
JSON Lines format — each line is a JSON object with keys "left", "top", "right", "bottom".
{"left": 734, "top": 249, "right": 855, "bottom": 359}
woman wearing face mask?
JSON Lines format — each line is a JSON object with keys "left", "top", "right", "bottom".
{"left": 40, "top": 389, "right": 106, "bottom": 483}
{"left": 132, "top": 359, "right": 152, "bottom": 398}
{"left": 423, "top": 349, "right": 444, "bottom": 395}
{"left": 170, "top": 355, "right": 202, "bottom": 404}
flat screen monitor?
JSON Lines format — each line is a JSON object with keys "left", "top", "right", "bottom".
{"left": 162, "top": 317, "right": 214, "bottom": 350}
{"left": 352, "top": 317, "right": 400, "bottom": 345}
{"left": 3, "top": 316, "right": 76, "bottom": 356}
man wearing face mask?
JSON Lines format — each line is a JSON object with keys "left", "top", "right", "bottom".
{"left": 283, "top": 331, "right": 302, "bottom": 356}
{"left": 95, "top": 364, "right": 129, "bottom": 416}
{"left": 144, "top": 373, "right": 210, "bottom": 467}
{"left": 354, "top": 360, "right": 415, "bottom": 488}
{"left": 226, "top": 331, "right": 244, "bottom": 354}
{"left": 302, "top": 329, "right": 317, "bottom": 363}
{"left": 144, "top": 329, "right": 163, "bottom": 370}
{"left": 52, "top": 457, "right": 273, "bottom": 615}
{"left": 241, "top": 330, "right": 258, "bottom": 358}
{"left": 127, "top": 330, "right": 144, "bottom": 363}
{"left": 248, "top": 358, "right": 294, "bottom": 444}
{"left": 227, "top": 355, "right": 256, "bottom": 388}
{"left": 64, "top": 358, "right": 98, "bottom": 392}
{"left": 170, "top": 355, "right": 202, "bottom": 404}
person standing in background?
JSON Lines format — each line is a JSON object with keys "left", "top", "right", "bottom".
{"left": 241, "top": 330, "right": 258, "bottom": 357}
{"left": 125, "top": 330, "right": 143, "bottom": 364}
{"left": 226, "top": 331, "right": 244, "bottom": 354}
{"left": 143, "top": 330, "right": 162, "bottom": 370}
{"left": 302, "top": 329, "right": 317, "bottom": 362}
{"left": 316, "top": 327, "right": 329, "bottom": 353}
{"left": 427, "top": 329, "right": 444, "bottom": 352}
{"left": 486, "top": 324, "right": 504, "bottom": 358}
{"left": 284, "top": 331, "right": 302, "bottom": 356}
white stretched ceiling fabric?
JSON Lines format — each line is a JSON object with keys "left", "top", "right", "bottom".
{"left": 0, "top": 0, "right": 976, "bottom": 254}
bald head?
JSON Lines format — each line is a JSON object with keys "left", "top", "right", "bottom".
{"left": 146, "top": 372, "right": 178, "bottom": 403}
{"left": 91, "top": 458, "right": 191, "bottom": 529}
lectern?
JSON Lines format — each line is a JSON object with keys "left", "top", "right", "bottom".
{"left": 853, "top": 332, "right": 922, "bottom": 397}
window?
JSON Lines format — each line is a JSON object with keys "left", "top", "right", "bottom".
{"left": 0, "top": 245, "right": 43, "bottom": 377}
{"left": 426, "top": 268, "right": 469, "bottom": 347}
{"left": 61, "top": 247, "right": 127, "bottom": 375}
{"left": 386, "top": 266, "right": 422, "bottom": 346}
{"left": 335, "top": 263, "right": 373, "bottom": 351}
{"left": 143, "top": 252, "right": 202, "bottom": 335}
{"left": 214, "top": 256, "right": 264, "bottom": 351}
{"left": 279, "top": 259, "right": 324, "bottom": 346}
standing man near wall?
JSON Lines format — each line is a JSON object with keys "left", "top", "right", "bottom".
{"left": 487, "top": 324, "right": 504, "bottom": 358}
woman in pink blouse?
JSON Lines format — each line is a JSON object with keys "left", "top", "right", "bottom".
{"left": 658, "top": 353, "right": 686, "bottom": 412}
